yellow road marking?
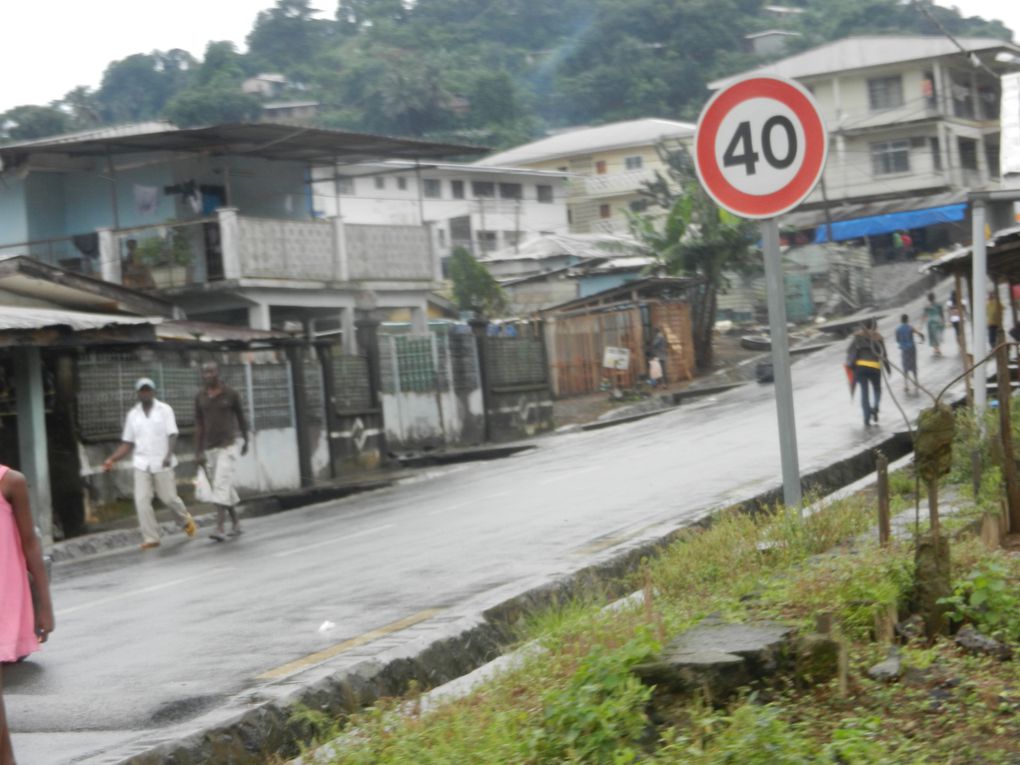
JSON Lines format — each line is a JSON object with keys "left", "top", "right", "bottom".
{"left": 257, "top": 608, "right": 444, "bottom": 681}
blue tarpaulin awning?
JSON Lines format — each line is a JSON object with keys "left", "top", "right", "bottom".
{"left": 814, "top": 203, "right": 967, "bottom": 243}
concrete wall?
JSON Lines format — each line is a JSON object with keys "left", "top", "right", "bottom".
{"left": 312, "top": 165, "right": 569, "bottom": 256}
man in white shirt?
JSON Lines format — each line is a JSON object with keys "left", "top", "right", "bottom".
{"left": 102, "top": 378, "right": 198, "bottom": 549}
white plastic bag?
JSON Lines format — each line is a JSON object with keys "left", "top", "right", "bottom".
{"left": 194, "top": 467, "right": 215, "bottom": 503}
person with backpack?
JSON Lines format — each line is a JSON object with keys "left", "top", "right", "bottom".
{"left": 847, "top": 318, "right": 891, "bottom": 427}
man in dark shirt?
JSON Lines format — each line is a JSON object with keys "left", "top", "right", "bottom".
{"left": 195, "top": 362, "right": 249, "bottom": 541}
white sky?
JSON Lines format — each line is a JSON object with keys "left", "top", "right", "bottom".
{"left": 0, "top": 0, "right": 1017, "bottom": 114}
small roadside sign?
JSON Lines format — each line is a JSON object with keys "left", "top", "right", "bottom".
{"left": 602, "top": 346, "right": 630, "bottom": 371}
{"left": 694, "top": 74, "right": 827, "bottom": 219}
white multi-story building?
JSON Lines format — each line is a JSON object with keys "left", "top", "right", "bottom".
{"left": 477, "top": 119, "right": 696, "bottom": 235}
{"left": 312, "top": 161, "right": 569, "bottom": 258}
{"left": 709, "top": 35, "right": 1020, "bottom": 250}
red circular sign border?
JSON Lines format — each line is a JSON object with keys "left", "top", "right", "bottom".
{"left": 695, "top": 75, "right": 827, "bottom": 219}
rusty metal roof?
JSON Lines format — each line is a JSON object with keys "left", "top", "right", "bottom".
{"left": 0, "top": 306, "right": 157, "bottom": 333}
{"left": 156, "top": 320, "right": 291, "bottom": 345}
{"left": 0, "top": 122, "right": 487, "bottom": 168}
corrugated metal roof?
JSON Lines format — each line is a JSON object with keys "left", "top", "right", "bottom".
{"left": 155, "top": 320, "right": 290, "bottom": 344}
{"left": 709, "top": 35, "right": 1020, "bottom": 89}
{"left": 0, "top": 122, "right": 487, "bottom": 168}
{"left": 0, "top": 306, "right": 158, "bottom": 332}
{"left": 477, "top": 119, "right": 695, "bottom": 167}
{"left": 480, "top": 232, "right": 637, "bottom": 262}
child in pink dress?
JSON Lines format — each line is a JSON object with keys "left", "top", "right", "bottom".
{"left": 0, "top": 465, "right": 54, "bottom": 765}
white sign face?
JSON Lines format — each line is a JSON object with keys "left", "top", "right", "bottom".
{"left": 602, "top": 346, "right": 630, "bottom": 371}
{"left": 695, "top": 75, "right": 828, "bottom": 219}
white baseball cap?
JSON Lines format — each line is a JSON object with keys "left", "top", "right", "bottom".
{"left": 135, "top": 377, "right": 156, "bottom": 392}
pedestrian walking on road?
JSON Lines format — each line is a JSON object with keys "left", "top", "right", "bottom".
{"left": 922, "top": 292, "right": 944, "bottom": 357}
{"left": 195, "top": 362, "right": 249, "bottom": 542}
{"left": 0, "top": 466, "right": 54, "bottom": 765}
{"left": 847, "top": 319, "right": 890, "bottom": 427}
{"left": 894, "top": 313, "right": 924, "bottom": 393}
{"left": 102, "top": 378, "right": 198, "bottom": 549}
{"left": 947, "top": 290, "right": 967, "bottom": 346}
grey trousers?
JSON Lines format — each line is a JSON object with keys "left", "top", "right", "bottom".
{"left": 134, "top": 468, "right": 192, "bottom": 544}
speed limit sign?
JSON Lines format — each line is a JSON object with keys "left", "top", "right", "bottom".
{"left": 694, "top": 75, "right": 827, "bottom": 219}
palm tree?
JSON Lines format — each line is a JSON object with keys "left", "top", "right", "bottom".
{"left": 627, "top": 142, "right": 760, "bottom": 370}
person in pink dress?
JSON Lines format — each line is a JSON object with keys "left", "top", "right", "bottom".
{"left": 0, "top": 465, "right": 54, "bottom": 765}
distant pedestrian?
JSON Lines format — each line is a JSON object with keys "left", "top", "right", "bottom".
{"left": 947, "top": 289, "right": 967, "bottom": 345}
{"left": 0, "top": 466, "right": 54, "bottom": 765}
{"left": 102, "top": 378, "right": 198, "bottom": 549}
{"left": 894, "top": 313, "right": 924, "bottom": 393}
{"left": 847, "top": 319, "right": 890, "bottom": 427}
{"left": 922, "top": 292, "right": 944, "bottom": 357}
{"left": 652, "top": 327, "right": 669, "bottom": 385}
{"left": 195, "top": 362, "right": 249, "bottom": 542}
{"left": 988, "top": 289, "right": 1003, "bottom": 349}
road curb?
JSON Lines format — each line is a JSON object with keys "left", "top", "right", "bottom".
{"left": 117, "top": 428, "right": 926, "bottom": 764}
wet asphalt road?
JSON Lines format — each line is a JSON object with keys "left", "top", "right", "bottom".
{"left": 8, "top": 290, "right": 971, "bottom": 764}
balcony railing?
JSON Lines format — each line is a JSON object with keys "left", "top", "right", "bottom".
{"left": 571, "top": 169, "right": 658, "bottom": 199}
{"left": 82, "top": 209, "right": 437, "bottom": 290}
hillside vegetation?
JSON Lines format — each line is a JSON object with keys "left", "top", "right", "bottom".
{"left": 0, "top": 0, "right": 1012, "bottom": 147}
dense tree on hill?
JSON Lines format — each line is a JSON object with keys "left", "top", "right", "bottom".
{"left": 7, "top": 0, "right": 1015, "bottom": 142}
{"left": 247, "top": 0, "right": 335, "bottom": 77}
{"left": 0, "top": 105, "right": 71, "bottom": 141}
{"left": 95, "top": 50, "right": 195, "bottom": 123}
{"left": 164, "top": 42, "right": 261, "bottom": 126}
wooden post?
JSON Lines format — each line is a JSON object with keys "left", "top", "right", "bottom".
{"left": 876, "top": 451, "right": 891, "bottom": 547}
{"left": 927, "top": 479, "right": 940, "bottom": 538}
{"left": 995, "top": 335, "right": 1020, "bottom": 532}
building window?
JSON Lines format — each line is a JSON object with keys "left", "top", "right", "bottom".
{"left": 870, "top": 140, "right": 910, "bottom": 175}
{"left": 437, "top": 228, "right": 446, "bottom": 247}
{"left": 472, "top": 181, "right": 495, "bottom": 197}
{"left": 986, "top": 142, "right": 1000, "bottom": 178}
{"left": 624, "top": 156, "right": 643, "bottom": 170}
{"left": 478, "top": 230, "right": 498, "bottom": 253}
{"left": 595, "top": 160, "right": 607, "bottom": 174}
{"left": 930, "top": 137, "right": 942, "bottom": 171}
{"left": 599, "top": 203, "right": 611, "bottom": 218}
{"left": 424, "top": 178, "right": 441, "bottom": 198}
{"left": 629, "top": 199, "right": 647, "bottom": 212}
{"left": 397, "top": 176, "right": 408, "bottom": 191}
{"left": 867, "top": 75, "right": 904, "bottom": 111}
{"left": 503, "top": 231, "right": 521, "bottom": 248}
{"left": 374, "top": 176, "right": 385, "bottom": 190}
{"left": 499, "top": 182, "right": 522, "bottom": 200}
{"left": 451, "top": 180, "right": 465, "bottom": 199}
{"left": 536, "top": 184, "right": 553, "bottom": 203}
{"left": 958, "top": 137, "right": 978, "bottom": 170}
{"left": 336, "top": 175, "right": 354, "bottom": 194}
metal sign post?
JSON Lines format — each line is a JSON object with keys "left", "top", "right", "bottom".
{"left": 760, "top": 217, "right": 801, "bottom": 507}
{"left": 694, "top": 75, "right": 828, "bottom": 509}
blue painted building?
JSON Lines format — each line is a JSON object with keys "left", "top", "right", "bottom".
{"left": 0, "top": 122, "right": 481, "bottom": 342}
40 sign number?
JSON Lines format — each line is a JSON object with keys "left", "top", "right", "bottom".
{"left": 694, "top": 75, "right": 827, "bottom": 219}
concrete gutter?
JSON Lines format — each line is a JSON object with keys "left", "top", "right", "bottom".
{"left": 115, "top": 426, "right": 929, "bottom": 764}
